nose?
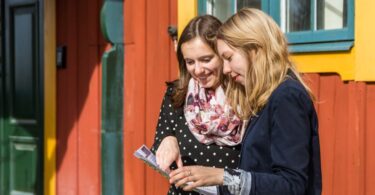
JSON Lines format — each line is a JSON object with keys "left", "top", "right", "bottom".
{"left": 223, "top": 61, "right": 231, "bottom": 75}
{"left": 194, "top": 63, "right": 204, "bottom": 75}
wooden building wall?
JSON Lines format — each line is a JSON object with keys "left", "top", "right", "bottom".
{"left": 123, "top": 1, "right": 375, "bottom": 194}
{"left": 123, "top": 0, "right": 178, "bottom": 194}
{"left": 307, "top": 74, "right": 375, "bottom": 195}
{"left": 56, "top": 0, "right": 104, "bottom": 194}
{"left": 53, "top": 0, "right": 375, "bottom": 194}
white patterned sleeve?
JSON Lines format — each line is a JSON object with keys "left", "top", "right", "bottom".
{"left": 221, "top": 168, "right": 252, "bottom": 195}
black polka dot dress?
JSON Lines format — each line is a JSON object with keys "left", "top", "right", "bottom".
{"left": 151, "top": 84, "right": 241, "bottom": 195}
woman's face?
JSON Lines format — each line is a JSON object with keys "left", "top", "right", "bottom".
{"left": 182, "top": 37, "right": 222, "bottom": 89}
{"left": 217, "top": 39, "right": 249, "bottom": 86}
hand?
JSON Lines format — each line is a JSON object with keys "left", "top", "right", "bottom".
{"left": 156, "top": 136, "right": 182, "bottom": 172}
{"left": 169, "top": 166, "right": 224, "bottom": 191}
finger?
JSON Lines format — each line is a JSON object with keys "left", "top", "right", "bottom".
{"left": 156, "top": 151, "right": 165, "bottom": 169}
{"left": 176, "top": 155, "right": 183, "bottom": 168}
{"left": 169, "top": 167, "right": 185, "bottom": 178}
{"left": 182, "top": 183, "right": 195, "bottom": 191}
{"left": 174, "top": 174, "right": 193, "bottom": 188}
{"left": 156, "top": 156, "right": 163, "bottom": 170}
{"left": 159, "top": 163, "right": 168, "bottom": 172}
{"left": 169, "top": 168, "right": 190, "bottom": 184}
{"left": 175, "top": 178, "right": 188, "bottom": 188}
{"left": 169, "top": 171, "right": 185, "bottom": 184}
{"left": 160, "top": 158, "right": 173, "bottom": 172}
{"left": 182, "top": 180, "right": 201, "bottom": 191}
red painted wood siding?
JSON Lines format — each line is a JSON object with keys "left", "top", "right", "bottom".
{"left": 124, "top": 0, "right": 177, "bottom": 194}
{"left": 305, "top": 74, "right": 375, "bottom": 195}
{"left": 122, "top": 0, "right": 375, "bottom": 193}
{"left": 54, "top": 0, "right": 375, "bottom": 195}
{"left": 56, "top": 0, "right": 104, "bottom": 194}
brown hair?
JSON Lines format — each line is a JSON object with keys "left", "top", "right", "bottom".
{"left": 170, "top": 15, "right": 222, "bottom": 108}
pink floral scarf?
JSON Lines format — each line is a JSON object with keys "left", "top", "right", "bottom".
{"left": 184, "top": 78, "right": 244, "bottom": 146}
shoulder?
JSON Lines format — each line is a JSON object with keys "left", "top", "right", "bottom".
{"left": 165, "top": 80, "right": 178, "bottom": 96}
{"left": 269, "top": 78, "right": 313, "bottom": 108}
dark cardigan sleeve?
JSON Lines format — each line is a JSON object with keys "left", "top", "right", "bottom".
{"left": 250, "top": 86, "right": 316, "bottom": 195}
{"left": 150, "top": 86, "right": 177, "bottom": 153}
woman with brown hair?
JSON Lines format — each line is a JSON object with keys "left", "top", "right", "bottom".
{"left": 151, "top": 15, "right": 245, "bottom": 194}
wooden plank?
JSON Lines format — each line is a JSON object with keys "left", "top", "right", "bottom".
{"left": 330, "top": 75, "right": 349, "bottom": 195}
{"left": 145, "top": 0, "right": 173, "bottom": 194}
{"left": 365, "top": 83, "right": 375, "bottom": 195}
{"left": 56, "top": 0, "right": 79, "bottom": 194}
{"left": 77, "top": 44, "right": 101, "bottom": 195}
{"left": 316, "top": 74, "right": 340, "bottom": 195}
{"left": 124, "top": 0, "right": 134, "bottom": 44}
{"left": 57, "top": 0, "right": 102, "bottom": 194}
{"left": 124, "top": 0, "right": 146, "bottom": 194}
{"left": 169, "top": 0, "right": 178, "bottom": 81}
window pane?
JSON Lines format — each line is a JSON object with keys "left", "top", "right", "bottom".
{"left": 237, "top": 0, "right": 261, "bottom": 10}
{"left": 205, "top": 0, "right": 234, "bottom": 21}
{"left": 317, "top": 0, "right": 347, "bottom": 30}
{"left": 285, "top": 0, "right": 311, "bottom": 32}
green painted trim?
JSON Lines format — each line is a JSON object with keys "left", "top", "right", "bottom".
{"left": 347, "top": 0, "right": 355, "bottom": 38}
{"left": 101, "top": 45, "right": 124, "bottom": 134}
{"left": 0, "top": 0, "right": 4, "bottom": 191}
{"left": 287, "top": 28, "right": 354, "bottom": 43}
{"left": 231, "top": 0, "right": 236, "bottom": 13}
{"left": 101, "top": 131, "right": 124, "bottom": 195}
{"left": 0, "top": 42, "right": 4, "bottom": 195}
{"left": 269, "top": 0, "right": 280, "bottom": 24}
{"left": 289, "top": 41, "right": 354, "bottom": 53}
{"left": 101, "top": 45, "right": 124, "bottom": 195}
{"left": 261, "top": 0, "right": 270, "bottom": 13}
{"left": 198, "top": 0, "right": 206, "bottom": 15}
{"left": 100, "top": 0, "right": 124, "bottom": 195}
{"left": 100, "top": 0, "right": 124, "bottom": 44}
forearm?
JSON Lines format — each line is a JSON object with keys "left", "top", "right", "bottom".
{"left": 221, "top": 168, "right": 252, "bottom": 195}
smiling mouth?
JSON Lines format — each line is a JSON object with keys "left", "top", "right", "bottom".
{"left": 198, "top": 74, "right": 211, "bottom": 80}
{"left": 231, "top": 74, "right": 239, "bottom": 80}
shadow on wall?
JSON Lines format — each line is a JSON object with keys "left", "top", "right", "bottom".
{"left": 53, "top": 0, "right": 107, "bottom": 194}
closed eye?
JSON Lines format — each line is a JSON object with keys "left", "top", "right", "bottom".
{"left": 222, "top": 55, "right": 232, "bottom": 62}
{"left": 200, "top": 57, "right": 212, "bottom": 63}
{"left": 198, "top": 55, "right": 214, "bottom": 63}
{"left": 185, "top": 59, "right": 195, "bottom": 65}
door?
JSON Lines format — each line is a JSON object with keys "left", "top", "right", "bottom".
{"left": 0, "top": 0, "right": 43, "bottom": 194}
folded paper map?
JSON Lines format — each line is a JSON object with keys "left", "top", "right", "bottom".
{"left": 134, "top": 145, "right": 218, "bottom": 195}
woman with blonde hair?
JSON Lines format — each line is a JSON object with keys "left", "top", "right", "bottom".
{"left": 169, "top": 8, "right": 322, "bottom": 195}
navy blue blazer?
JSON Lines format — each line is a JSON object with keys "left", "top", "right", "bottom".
{"left": 238, "top": 76, "right": 322, "bottom": 195}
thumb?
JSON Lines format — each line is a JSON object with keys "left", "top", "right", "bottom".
{"left": 176, "top": 155, "right": 183, "bottom": 168}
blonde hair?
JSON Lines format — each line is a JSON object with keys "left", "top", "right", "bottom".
{"left": 218, "top": 8, "right": 314, "bottom": 120}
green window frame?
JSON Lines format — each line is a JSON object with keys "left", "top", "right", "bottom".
{"left": 198, "top": 0, "right": 236, "bottom": 21}
{"left": 198, "top": 0, "right": 355, "bottom": 53}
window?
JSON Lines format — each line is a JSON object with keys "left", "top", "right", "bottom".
{"left": 278, "top": 0, "right": 354, "bottom": 52}
{"left": 198, "top": 0, "right": 354, "bottom": 53}
{"left": 198, "top": 0, "right": 236, "bottom": 21}
{"left": 198, "top": 0, "right": 262, "bottom": 21}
